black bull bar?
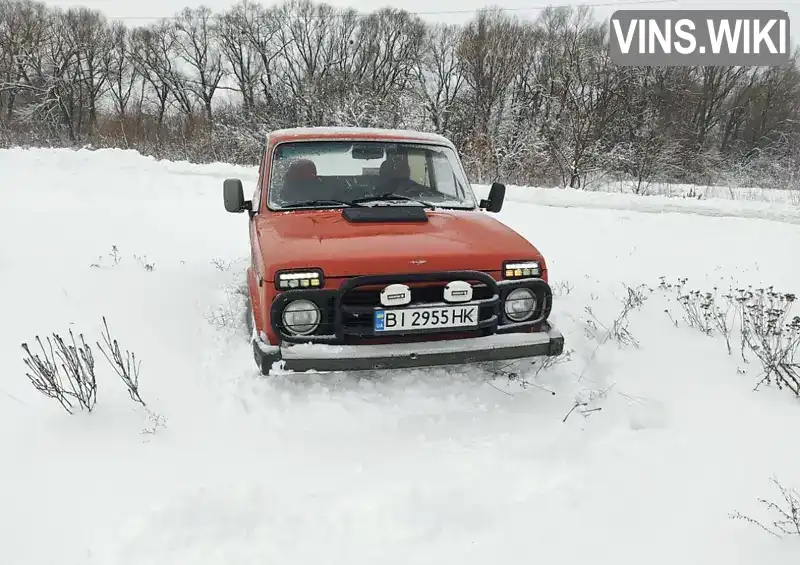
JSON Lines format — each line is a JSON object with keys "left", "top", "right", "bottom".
{"left": 268, "top": 270, "right": 556, "bottom": 345}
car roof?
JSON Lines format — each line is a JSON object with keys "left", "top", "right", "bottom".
{"left": 266, "top": 126, "right": 456, "bottom": 148}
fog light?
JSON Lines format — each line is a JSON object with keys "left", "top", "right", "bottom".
{"left": 282, "top": 299, "right": 320, "bottom": 335}
{"left": 504, "top": 288, "right": 536, "bottom": 322}
{"left": 276, "top": 269, "right": 323, "bottom": 290}
{"left": 503, "top": 261, "right": 540, "bottom": 279}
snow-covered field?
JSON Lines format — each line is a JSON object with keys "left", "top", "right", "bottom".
{"left": 534, "top": 177, "right": 800, "bottom": 206}
{"left": 1, "top": 147, "right": 799, "bottom": 564}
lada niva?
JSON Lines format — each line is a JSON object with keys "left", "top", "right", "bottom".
{"left": 223, "top": 127, "right": 563, "bottom": 374}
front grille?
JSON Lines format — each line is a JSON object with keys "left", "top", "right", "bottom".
{"left": 338, "top": 280, "right": 495, "bottom": 342}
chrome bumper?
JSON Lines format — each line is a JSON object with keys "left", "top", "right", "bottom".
{"left": 253, "top": 323, "right": 564, "bottom": 373}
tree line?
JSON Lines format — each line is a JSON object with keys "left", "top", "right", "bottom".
{"left": 2, "top": 0, "right": 800, "bottom": 191}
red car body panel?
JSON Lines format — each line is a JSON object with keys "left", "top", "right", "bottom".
{"left": 242, "top": 128, "right": 550, "bottom": 349}
{"left": 252, "top": 209, "right": 547, "bottom": 280}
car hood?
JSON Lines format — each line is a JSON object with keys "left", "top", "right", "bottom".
{"left": 254, "top": 208, "right": 543, "bottom": 280}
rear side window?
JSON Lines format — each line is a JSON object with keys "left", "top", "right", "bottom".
{"left": 407, "top": 149, "right": 431, "bottom": 187}
{"left": 431, "top": 152, "right": 458, "bottom": 197}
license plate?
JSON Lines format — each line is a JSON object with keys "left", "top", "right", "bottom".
{"left": 374, "top": 304, "right": 479, "bottom": 332}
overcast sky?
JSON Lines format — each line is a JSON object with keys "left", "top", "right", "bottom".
{"left": 38, "top": 0, "right": 800, "bottom": 43}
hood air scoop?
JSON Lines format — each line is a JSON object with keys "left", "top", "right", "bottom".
{"left": 342, "top": 206, "right": 429, "bottom": 223}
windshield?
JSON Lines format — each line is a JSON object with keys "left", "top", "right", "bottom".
{"left": 267, "top": 140, "right": 477, "bottom": 210}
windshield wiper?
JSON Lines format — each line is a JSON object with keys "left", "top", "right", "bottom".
{"left": 281, "top": 199, "right": 363, "bottom": 209}
{"left": 350, "top": 193, "right": 436, "bottom": 209}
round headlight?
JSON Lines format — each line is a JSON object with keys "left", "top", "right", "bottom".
{"left": 282, "top": 299, "right": 320, "bottom": 335}
{"left": 504, "top": 288, "right": 536, "bottom": 322}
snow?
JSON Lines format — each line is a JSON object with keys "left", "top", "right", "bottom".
{"left": 472, "top": 183, "right": 800, "bottom": 224}
{"left": 1, "top": 147, "right": 799, "bottom": 565}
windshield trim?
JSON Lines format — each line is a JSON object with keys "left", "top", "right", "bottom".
{"left": 264, "top": 139, "right": 478, "bottom": 212}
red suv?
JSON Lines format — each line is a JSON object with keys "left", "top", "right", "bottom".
{"left": 223, "top": 127, "right": 564, "bottom": 373}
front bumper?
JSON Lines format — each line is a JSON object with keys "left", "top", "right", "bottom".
{"left": 254, "top": 322, "right": 564, "bottom": 373}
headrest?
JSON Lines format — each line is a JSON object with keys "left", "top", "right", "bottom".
{"left": 284, "top": 159, "right": 318, "bottom": 182}
{"left": 379, "top": 156, "right": 410, "bottom": 178}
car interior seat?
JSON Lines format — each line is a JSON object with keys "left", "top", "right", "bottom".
{"left": 281, "top": 158, "right": 322, "bottom": 202}
{"left": 378, "top": 154, "right": 411, "bottom": 181}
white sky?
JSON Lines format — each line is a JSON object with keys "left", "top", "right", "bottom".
{"left": 38, "top": 0, "right": 800, "bottom": 43}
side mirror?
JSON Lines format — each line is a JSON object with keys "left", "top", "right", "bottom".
{"left": 223, "top": 178, "right": 251, "bottom": 213}
{"left": 479, "top": 182, "right": 505, "bottom": 213}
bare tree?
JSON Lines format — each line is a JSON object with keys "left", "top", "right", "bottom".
{"left": 129, "top": 22, "right": 180, "bottom": 128}
{"left": 538, "top": 7, "right": 623, "bottom": 188}
{"left": 106, "top": 22, "right": 138, "bottom": 121}
{"left": 458, "top": 8, "right": 528, "bottom": 141}
{"left": 172, "top": 6, "right": 224, "bottom": 122}
{"left": 416, "top": 23, "right": 465, "bottom": 135}
{"left": 216, "top": 1, "right": 264, "bottom": 111}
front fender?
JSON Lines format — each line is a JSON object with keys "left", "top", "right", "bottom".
{"left": 247, "top": 266, "right": 273, "bottom": 344}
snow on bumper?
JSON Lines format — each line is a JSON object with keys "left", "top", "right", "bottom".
{"left": 255, "top": 324, "right": 564, "bottom": 372}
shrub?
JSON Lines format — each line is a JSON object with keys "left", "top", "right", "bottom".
{"left": 21, "top": 317, "right": 150, "bottom": 413}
